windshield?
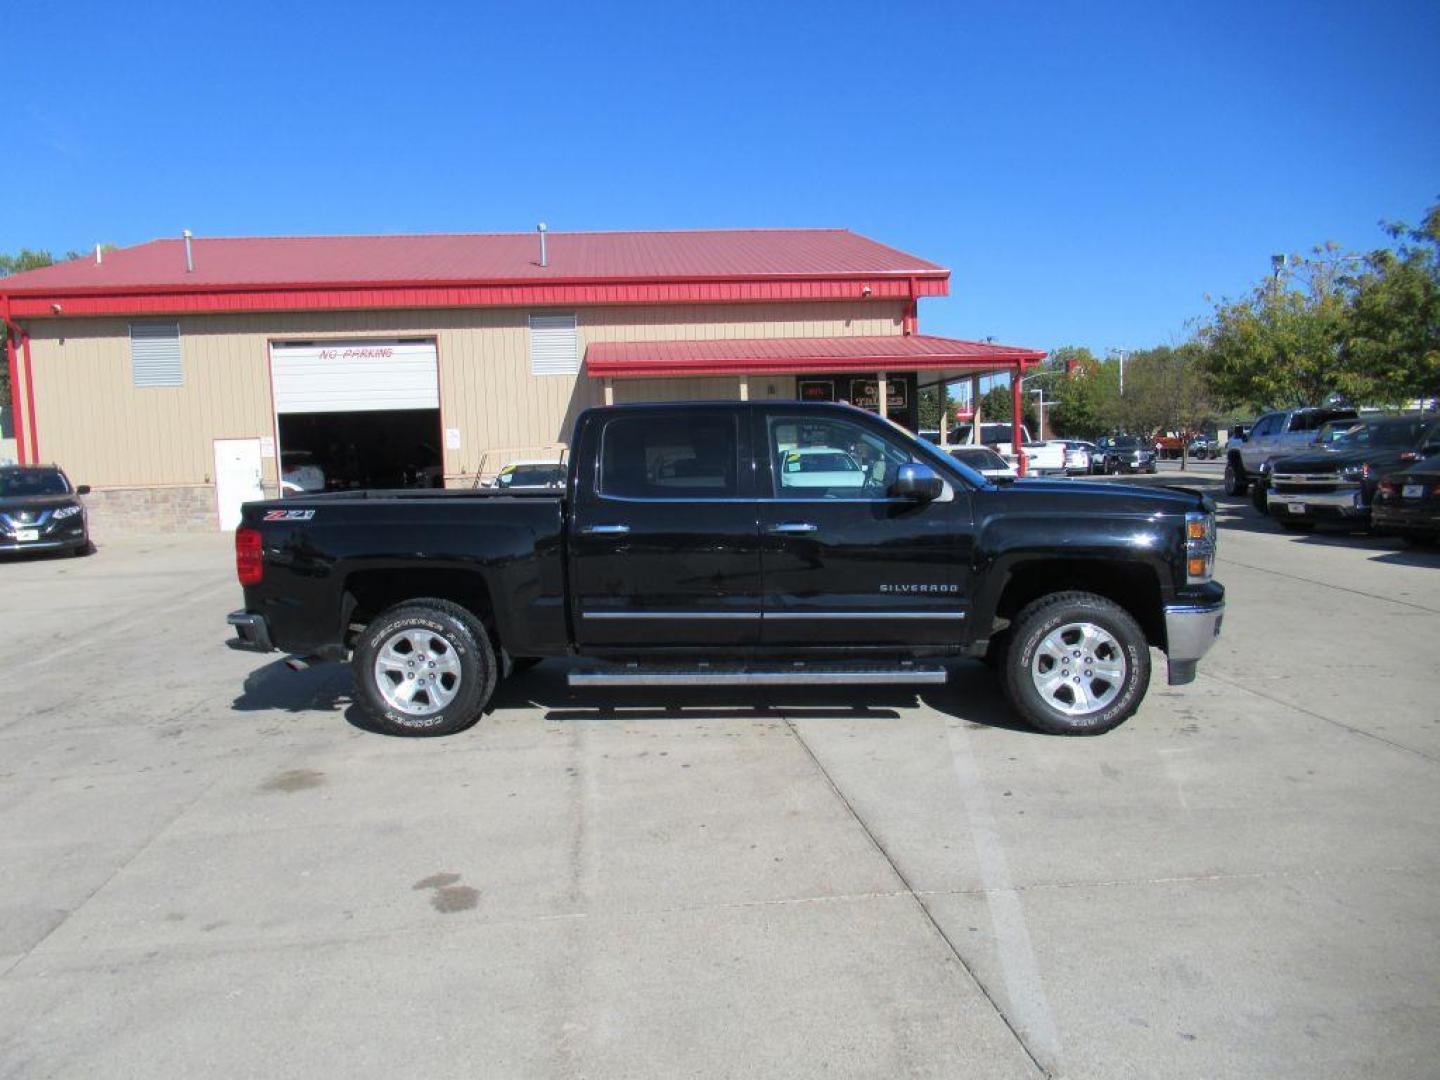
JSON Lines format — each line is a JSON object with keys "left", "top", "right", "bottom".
{"left": 0, "top": 469, "right": 71, "bottom": 498}
{"left": 1327, "top": 419, "right": 1430, "bottom": 449}
{"left": 1109, "top": 437, "right": 1141, "bottom": 449}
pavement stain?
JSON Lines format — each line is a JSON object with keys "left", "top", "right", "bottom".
{"left": 260, "top": 768, "right": 325, "bottom": 793}
{"left": 413, "top": 872, "right": 480, "bottom": 913}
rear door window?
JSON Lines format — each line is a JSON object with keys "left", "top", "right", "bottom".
{"left": 599, "top": 415, "right": 740, "bottom": 500}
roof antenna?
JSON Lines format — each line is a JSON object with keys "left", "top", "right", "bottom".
{"left": 537, "top": 222, "right": 548, "bottom": 268}
{"left": 95, "top": 243, "right": 103, "bottom": 266}
{"left": 183, "top": 229, "right": 194, "bottom": 273}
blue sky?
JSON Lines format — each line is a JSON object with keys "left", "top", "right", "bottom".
{"left": 5, "top": 0, "right": 1437, "bottom": 355}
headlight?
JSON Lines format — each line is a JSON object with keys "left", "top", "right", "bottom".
{"left": 53, "top": 504, "right": 83, "bottom": 519}
{"left": 1185, "top": 511, "right": 1217, "bottom": 583}
{"left": 1338, "top": 463, "right": 1369, "bottom": 481}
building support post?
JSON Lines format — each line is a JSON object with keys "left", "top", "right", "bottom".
{"left": 4, "top": 329, "right": 23, "bottom": 464}
{"left": 21, "top": 329, "right": 36, "bottom": 463}
{"left": 970, "top": 374, "right": 982, "bottom": 444}
{"left": 1012, "top": 365, "right": 1027, "bottom": 476}
{"left": 603, "top": 378, "right": 614, "bottom": 406}
{"left": 738, "top": 374, "right": 749, "bottom": 401}
{"left": 877, "top": 372, "right": 888, "bottom": 419}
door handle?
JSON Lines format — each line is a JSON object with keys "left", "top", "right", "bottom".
{"left": 770, "top": 522, "right": 818, "bottom": 534}
{"left": 582, "top": 524, "right": 631, "bottom": 536}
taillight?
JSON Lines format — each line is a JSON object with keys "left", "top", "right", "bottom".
{"left": 1378, "top": 481, "right": 1399, "bottom": 497}
{"left": 236, "top": 527, "right": 263, "bottom": 586}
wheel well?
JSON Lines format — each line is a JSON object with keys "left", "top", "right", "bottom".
{"left": 1227, "top": 450, "right": 1244, "bottom": 469}
{"left": 343, "top": 568, "right": 497, "bottom": 645}
{"left": 992, "top": 560, "right": 1165, "bottom": 647}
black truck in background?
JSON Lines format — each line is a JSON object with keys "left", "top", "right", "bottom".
{"left": 228, "top": 402, "right": 1224, "bottom": 737}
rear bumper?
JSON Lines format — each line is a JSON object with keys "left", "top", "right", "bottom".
{"left": 1373, "top": 505, "right": 1440, "bottom": 534}
{"left": 227, "top": 610, "right": 275, "bottom": 652}
{"left": 1163, "top": 601, "right": 1224, "bottom": 686}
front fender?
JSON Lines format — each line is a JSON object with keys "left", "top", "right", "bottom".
{"left": 967, "top": 510, "right": 1182, "bottom": 641}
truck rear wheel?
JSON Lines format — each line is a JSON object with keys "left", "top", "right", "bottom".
{"left": 1001, "top": 591, "right": 1150, "bottom": 736}
{"left": 352, "top": 599, "right": 496, "bottom": 737}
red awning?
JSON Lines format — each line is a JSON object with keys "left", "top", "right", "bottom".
{"left": 585, "top": 334, "right": 1045, "bottom": 378}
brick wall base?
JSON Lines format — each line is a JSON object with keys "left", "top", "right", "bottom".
{"left": 83, "top": 485, "right": 218, "bottom": 537}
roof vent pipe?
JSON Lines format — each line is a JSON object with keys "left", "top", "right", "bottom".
{"left": 95, "top": 244, "right": 103, "bottom": 266}
{"left": 183, "top": 229, "right": 194, "bottom": 273}
{"left": 537, "top": 222, "right": 548, "bottom": 268}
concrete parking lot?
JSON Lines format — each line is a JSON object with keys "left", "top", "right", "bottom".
{"left": 1, "top": 491, "right": 1437, "bottom": 1080}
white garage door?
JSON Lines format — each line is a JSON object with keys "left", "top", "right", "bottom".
{"left": 271, "top": 340, "right": 439, "bottom": 414}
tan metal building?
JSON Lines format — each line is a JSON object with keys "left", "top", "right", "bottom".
{"left": 0, "top": 228, "right": 1042, "bottom": 531}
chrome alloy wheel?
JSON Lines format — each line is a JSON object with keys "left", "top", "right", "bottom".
{"left": 374, "top": 628, "right": 463, "bottom": 716}
{"left": 1031, "top": 622, "right": 1127, "bottom": 716}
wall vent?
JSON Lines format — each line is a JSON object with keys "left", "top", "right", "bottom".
{"left": 130, "top": 322, "right": 183, "bottom": 387}
{"left": 528, "top": 314, "right": 580, "bottom": 375}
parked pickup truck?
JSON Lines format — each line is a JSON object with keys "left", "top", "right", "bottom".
{"left": 952, "top": 423, "right": 1066, "bottom": 476}
{"left": 227, "top": 402, "right": 1224, "bottom": 738}
{"left": 1265, "top": 414, "right": 1439, "bottom": 531}
{"left": 1224, "top": 406, "right": 1357, "bottom": 499}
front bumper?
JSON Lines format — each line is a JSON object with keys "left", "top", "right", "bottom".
{"left": 0, "top": 533, "right": 88, "bottom": 554}
{"left": 227, "top": 610, "right": 275, "bottom": 652}
{"left": 1267, "top": 486, "right": 1366, "bottom": 521}
{"left": 1164, "top": 601, "right": 1225, "bottom": 686}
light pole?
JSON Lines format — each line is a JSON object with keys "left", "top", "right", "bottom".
{"left": 1016, "top": 369, "right": 1062, "bottom": 442}
{"left": 1110, "top": 348, "right": 1131, "bottom": 395}
{"left": 1028, "top": 388, "right": 1047, "bottom": 442}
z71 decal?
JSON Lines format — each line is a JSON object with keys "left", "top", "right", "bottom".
{"left": 263, "top": 509, "right": 316, "bottom": 521}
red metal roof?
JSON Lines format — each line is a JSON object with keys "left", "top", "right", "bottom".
{"left": 586, "top": 335, "right": 1045, "bottom": 378}
{"left": 0, "top": 228, "right": 945, "bottom": 294}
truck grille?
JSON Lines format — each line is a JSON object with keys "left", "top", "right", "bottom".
{"left": 1272, "top": 473, "right": 1353, "bottom": 496}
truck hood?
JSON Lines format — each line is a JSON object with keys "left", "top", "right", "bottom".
{"left": 1272, "top": 448, "right": 1404, "bottom": 473}
{"left": 993, "top": 477, "right": 1210, "bottom": 514}
{"left": 0, "top": 494, "right": 81, "bottom": 514}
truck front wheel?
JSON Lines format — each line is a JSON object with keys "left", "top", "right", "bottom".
{"left": 1001, "top": 591, "right": 1151, "bottom": 736}
{"left": 1224, "top": 456, "right": 1248, "bottom": 496}
{"left": 352, "top": 599, "right": 497, "bottom": 737}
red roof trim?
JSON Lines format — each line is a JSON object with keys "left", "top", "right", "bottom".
{"left": 586, "top": 334, "right": 1046, "bottom": 379}
{"left": 4, "top": 276, "right": 946, "bottom": 318}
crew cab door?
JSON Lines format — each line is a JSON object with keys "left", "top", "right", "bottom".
{"left": 1241, "top": 412, "right": 1284, "bottom": 470}
{"left": 569, "top": 407, "right": 762, "bottom": 649}
{"left": 755, "top": 407, "right": 975, "bottom": 648}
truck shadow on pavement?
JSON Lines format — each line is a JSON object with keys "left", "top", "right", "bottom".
{"left": 480, "top": 659, "right": 1036, "bottom": 735}
{"left": 1214, "top": 492, "right": 1436, "bottom": 564}
{"left": 230, "top": 656, "right": 1039, "bottom": 736}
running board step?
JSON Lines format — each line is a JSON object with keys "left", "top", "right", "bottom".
{"left": 567, "top": 663, "right": 948, "bottom": 688}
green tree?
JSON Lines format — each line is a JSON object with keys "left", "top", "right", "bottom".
{"left": 1197, "top": 245, "right": 1358, "bottom": 410}
{"left": 976, "top": 381, "right": 1037, "bottom": 435}
{"left": 1343, "top": 202, "right": 1440, "bottom": 406}
{"left": 0, "top": 248, "right": 57, "bottom": 277}
{"left": 1047, "top": 347, "right": 1121, "bottom": 438}
{"left": 0, "top": 250, "right": 59, "bottom": 411}
{"left": 917, "top": 384, "right": 948, "bottom": 430}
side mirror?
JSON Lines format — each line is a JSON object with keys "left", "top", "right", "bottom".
{"left": 76, "top": 485, "right": 91, "bottom": 495}
{"left": 892, "top": 462, "right": 944, "bottom": 501}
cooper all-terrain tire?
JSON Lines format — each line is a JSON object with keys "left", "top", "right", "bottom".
{"left": 1250, "top": 480, "right": 1269, "bottom": 514}
{"left": 352, "top": 598, "right": 496, "bottom": 737}
{"left": 1001, "top": 591, "right": 1151, "bottom": 736}
{"left": 1224, "top": 455, "right": 1248, "bottom": 496}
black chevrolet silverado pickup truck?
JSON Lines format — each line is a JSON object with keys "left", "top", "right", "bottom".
{"left": 228, "top": 402, "right": 1224, "bottom": 737}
